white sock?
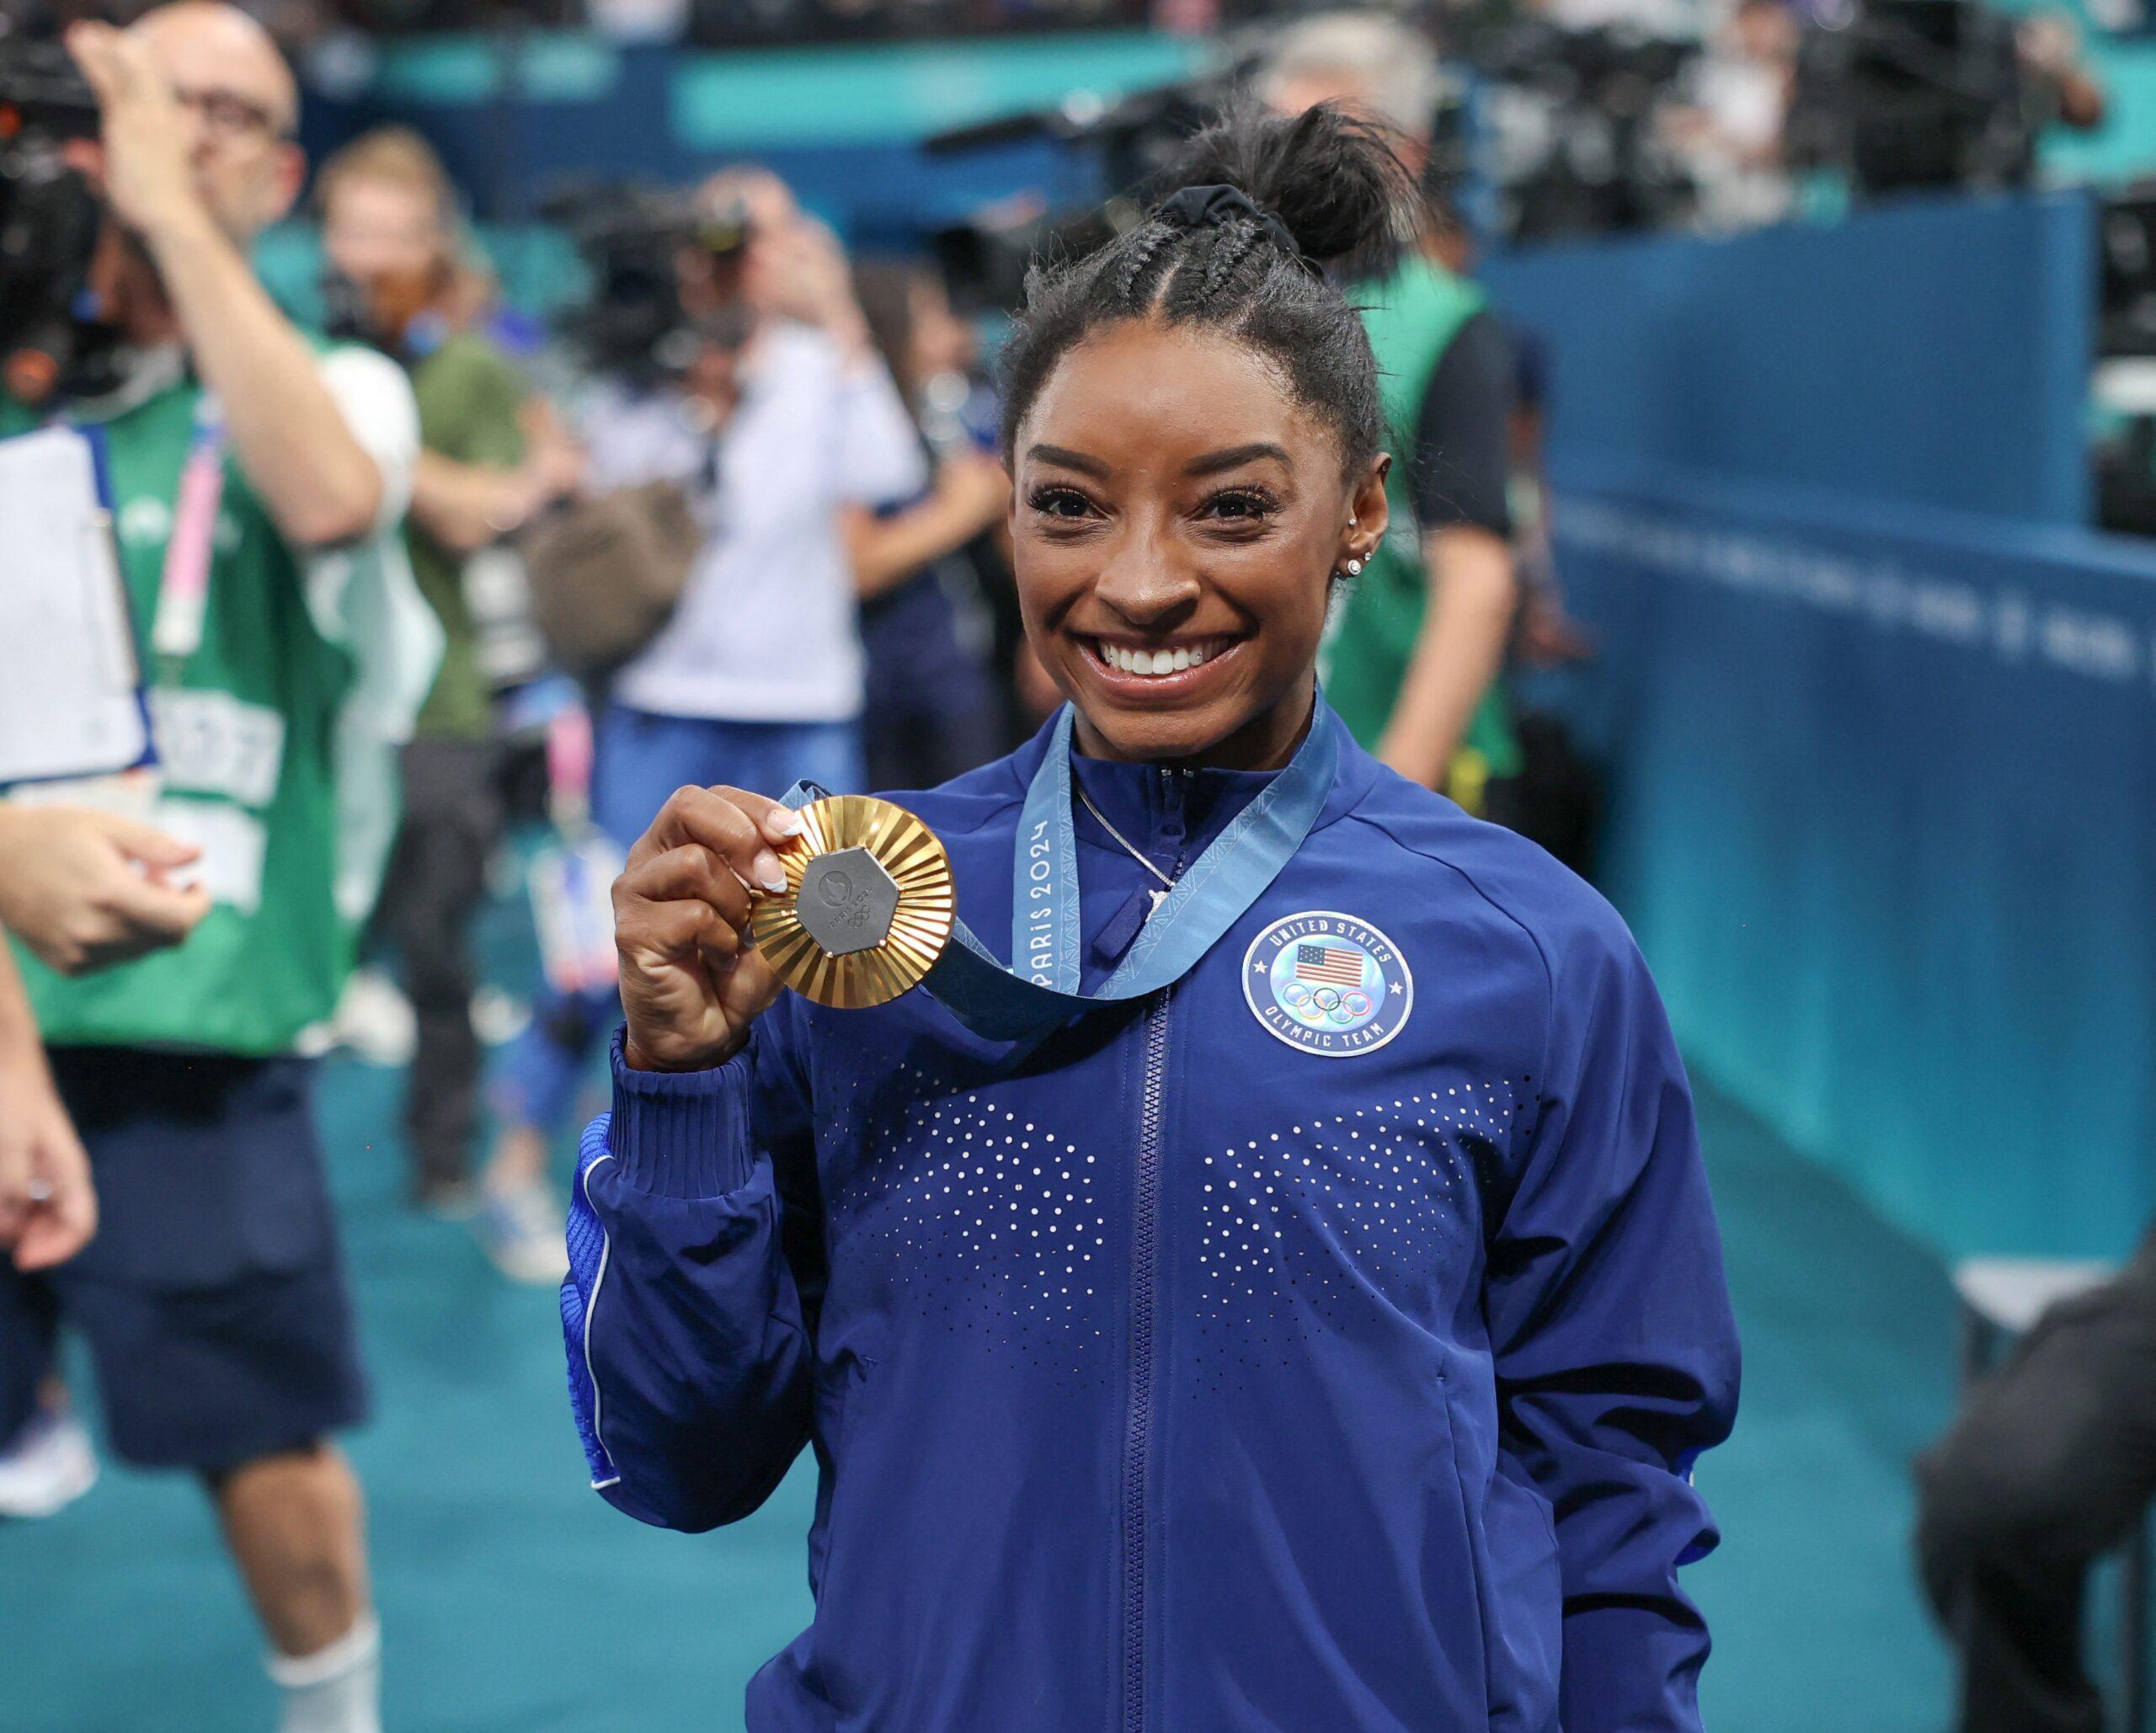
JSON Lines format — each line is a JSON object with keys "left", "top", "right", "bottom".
{"left": 266, "top": 1612, "right": 382, "bottom": 1733}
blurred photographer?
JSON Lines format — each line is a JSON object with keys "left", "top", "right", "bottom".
{"left": 482, "top": 167, "right": 924, "bottom": 1279}
{"left": 567, "top": 166, "right": 923, "bottom": 798}
{"left": 318, "top": 125, "right": 581, "bottom": 1219}
{"left": 0, "top": 8, "right": 438, "bottom": 1727}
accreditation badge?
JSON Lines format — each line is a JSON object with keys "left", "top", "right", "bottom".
{"left": 531, "top": 832, "right": 626, "bottom": 995}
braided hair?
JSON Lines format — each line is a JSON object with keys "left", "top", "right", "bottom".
{"left": 998, "top": 102, "right": 1416, "bottom": 478}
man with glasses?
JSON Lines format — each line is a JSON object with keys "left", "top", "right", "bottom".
{"left": 0, "top": 7, "right": 436, "bottom": 1728}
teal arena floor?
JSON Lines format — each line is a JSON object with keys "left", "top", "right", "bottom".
{"left": 7, "top": 1049, "right": 1967, "bottom": 1730}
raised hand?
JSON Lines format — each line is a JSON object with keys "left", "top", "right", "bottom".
{"left": 614, "top": 787, "right": 806, "bottom": 1073}
{"left": 65, "top": 22, "right": 211, "bottom": 247}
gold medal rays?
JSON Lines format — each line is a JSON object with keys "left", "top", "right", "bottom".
{"left": 750, "top": 796, "right": 958, "bottom": 1010}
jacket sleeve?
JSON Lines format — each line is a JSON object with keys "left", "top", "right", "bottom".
{"left": 561, "top": 1021, "right": 818, "bottom": 1533}
{"left": 1486, "top": 917, "right": 1741, "bottom": 1731}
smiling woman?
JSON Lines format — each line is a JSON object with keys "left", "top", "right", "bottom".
{"left": 996, "top": 103, "right": 1407, "bottom": 770}
{"left": 575, "top": 99, "right": 1740, "bottom": 1733}
{"left": 1010, "top": 324, "right": 1385, "bottom": 767}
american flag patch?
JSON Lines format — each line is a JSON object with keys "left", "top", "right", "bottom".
{"left": 1295, "top": 943, "right": 1364, "bottom": 986}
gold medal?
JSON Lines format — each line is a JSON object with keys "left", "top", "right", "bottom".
{"left": 750, "top": 795, "right": 957, "bottom": 1010}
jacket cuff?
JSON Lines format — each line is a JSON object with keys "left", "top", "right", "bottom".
{"left": 606, "top": 1026, "right": 757, "bottom": 1199}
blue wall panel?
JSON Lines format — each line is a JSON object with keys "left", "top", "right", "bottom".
{"left": 1486, "top": 195, "right": 2156, "bottom": 1259}
{"left": 1540, "top": 460, "right": 2156, "bottom": 1259}
{"left": 1484, "top": 195, "right": 2095, "bottom": 526}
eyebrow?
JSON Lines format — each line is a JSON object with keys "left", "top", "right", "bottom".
{"left": 1024, "top": 440, "right": 1294, "bottom": 479}
{"left": 1183, "top": 442, "right": 1290, "bottom": 477}
{"left": 1025, "top": 443, "right": 1109, "bottom": 477}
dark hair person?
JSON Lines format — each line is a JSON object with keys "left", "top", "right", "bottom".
{"left": 843, "top": 256, "right": 1010, "bottom": 790}
{"left": 563, "top": 105, "right": 1738, "bottom": 1731}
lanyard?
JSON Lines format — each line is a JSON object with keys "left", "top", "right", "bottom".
{"left": 782, "top": 698, "right": 1339, "bottom": 1042}
{"left": 148, "top": 393, "right": 227, "bottom": 666}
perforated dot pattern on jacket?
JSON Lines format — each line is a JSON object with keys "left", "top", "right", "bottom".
{"left": 830, "top": 1060, "right": 1115, "bottom": 1389}
{"left": 819, "top": 1055, "right": 1534, "bottom": 1398}
{"left": 1190, "top": 1080, "right": 1528, "bottom": 1398}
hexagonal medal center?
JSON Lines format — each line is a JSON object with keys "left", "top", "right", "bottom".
{"left": 794, "top": 846, "right": 899, "bottom": 956}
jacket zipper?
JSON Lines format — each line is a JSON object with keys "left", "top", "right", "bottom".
{"left": 1122, "top": 767, "right": 1187, "bottom": 1731}
{"left": 1122, "top": 985, "right": 1172, "bottom": 1733}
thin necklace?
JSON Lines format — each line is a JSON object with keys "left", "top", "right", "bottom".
{"left": 1074, "top": 781, "right": 1177, "bottom": 913}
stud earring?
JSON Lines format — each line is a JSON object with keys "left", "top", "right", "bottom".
{"left": 1345, "top": 557, "right": 1364, "bottom": 576}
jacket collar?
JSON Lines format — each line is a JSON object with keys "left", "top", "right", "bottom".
{"left": 1001, "top": 696, "right": 1380, "bottom": 842}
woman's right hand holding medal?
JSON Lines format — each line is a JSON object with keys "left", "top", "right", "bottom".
{"left": 615, "top": 787, "right": 807, "bottom": 1072}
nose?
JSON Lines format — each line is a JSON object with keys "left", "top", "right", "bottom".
{"left": 1091, "top": 516, "right": 1200, "bottom": 631}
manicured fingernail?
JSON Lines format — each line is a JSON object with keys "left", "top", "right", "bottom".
{"left": 755, "top": 851, "right": 787, "bottom": 891}
{"left": 769, "top": 809, "right": 806, "bottom": 837}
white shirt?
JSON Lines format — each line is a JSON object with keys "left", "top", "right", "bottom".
{"left": 309, "top": 344, "right": 440, "bottom": 921}
{"left": 579, "top": 324, "right": 928, "bottom": 724}
{"left": 1686, "top": 55, "right": 1794, "bottom": 231}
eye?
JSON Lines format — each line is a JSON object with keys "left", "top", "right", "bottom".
{"left": 1197, "top": 487, "right": 1280, "bottom": 523}
{"left": 1027, "top": 485, "right": 1100, "bottom": 521}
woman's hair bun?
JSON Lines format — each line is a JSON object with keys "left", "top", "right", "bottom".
{"left": 1153, "top": 99, "right": 1417, "bottom": 279}
{"left": 996, "top": 97, "right": 1412, "bottom": 471}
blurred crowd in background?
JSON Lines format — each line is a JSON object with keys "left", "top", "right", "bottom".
{"left": 14, "top": 0, "right": 2121, "bottom": 237}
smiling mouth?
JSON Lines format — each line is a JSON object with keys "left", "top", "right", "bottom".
{"left": 1083, "top": 635, "right": 1242, "bottom": 680}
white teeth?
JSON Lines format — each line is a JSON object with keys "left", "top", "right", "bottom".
{"left": 1100, "top": 642, "right": 1219, "bottom": 676}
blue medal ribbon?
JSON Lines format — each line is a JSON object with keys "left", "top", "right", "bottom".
{"left": 783, "top": 698, "right": 1339, "bottom": 1042}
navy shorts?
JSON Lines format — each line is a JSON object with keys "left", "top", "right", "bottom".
{"left": 0, "top": 1048, "right": 369, "bottom": 1473}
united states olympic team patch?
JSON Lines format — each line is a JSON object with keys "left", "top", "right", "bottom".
{"left": 1242, "top": 911, "right": 1413, "bottom": 1057}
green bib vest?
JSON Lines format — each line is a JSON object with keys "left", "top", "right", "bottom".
{"left": 4, "top": 369, "right": 358, "bottom": 1054}
{"left": 1323, "top": 254, "right": 1522, "bottom": 797}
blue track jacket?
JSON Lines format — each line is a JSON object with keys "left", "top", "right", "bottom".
{"left": 563, "top": 706, "right": 1740, "bottom": 1731}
